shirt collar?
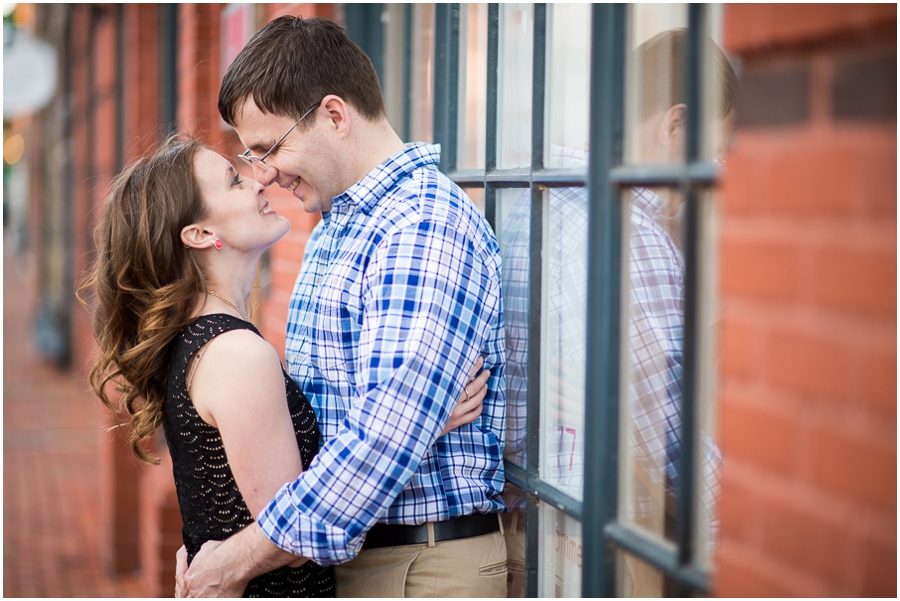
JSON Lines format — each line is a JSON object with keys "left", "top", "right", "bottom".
{"left": 631, "top": 187, "right": 668, "bottom": 218}
{"left": 331, "top": 142, "right": 442, "bottom": 214}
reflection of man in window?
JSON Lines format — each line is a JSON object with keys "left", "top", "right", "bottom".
{"left": 500, "top": 27, "right": 737, "bottom": 597}
{"left": 624, "top": 28, "right": 737, "bottom": 596}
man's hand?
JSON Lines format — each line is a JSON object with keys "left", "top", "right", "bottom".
{"left": 182, "top": 539, "right": 241, "bottom": 598}
{"left": 179, "top": 522, "right": 298, "bottom": 597}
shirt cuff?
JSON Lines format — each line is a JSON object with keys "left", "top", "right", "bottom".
{"left": 257, "top": 481, "right": 365, "bottom": 567}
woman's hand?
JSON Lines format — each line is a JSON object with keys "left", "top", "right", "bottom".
{"left": 440, "top": 356, "right": 490, "bottom": 437}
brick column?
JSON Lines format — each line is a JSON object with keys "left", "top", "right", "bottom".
{"left": 715, "top": 4, "right": 896, "bottom": 597}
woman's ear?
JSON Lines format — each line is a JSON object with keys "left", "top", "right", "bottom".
{"left": 181, "top": 224, "right": 216, "bottom": 249}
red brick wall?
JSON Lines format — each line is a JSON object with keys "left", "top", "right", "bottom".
{"left": 716, "top": 4, "right": 897, "bottom": 597}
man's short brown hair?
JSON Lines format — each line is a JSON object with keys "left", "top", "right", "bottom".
{"left": 218, "top": 16, "right": 385, "bottom": 127}
{"left": 634, "top": 28, "right": 738, "bottom": 122}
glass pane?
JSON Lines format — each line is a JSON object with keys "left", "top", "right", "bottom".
{"left": 616, "top": 550, "right": 673, "bottom": 598}
{"left": 695, "top": 189, "right": 722, "bottom": 570}
{"left": 497, "top": 187, "right": 531, "bottom": 469}
{"left": 457, "top": 3, "right": 488, "bottom": 170}
{"left": 503, "top": 482, "right": 528, "bottom": 598}
{"left": 497, "top": 4, "right": 533, "bottom": 169}
{"left": 545, "top": 4, "right": 591, "bottom": 168}
{"left": 540, "top": 185, "right": 588, "bottom": 500}
{"left": 381, "top": 4, "right": 406, "bottom": 136}
{"left": 462, "top": 186, "right": 486, "bottom": 217}
{"left": 701, "top": 4, "right": 737, "bottom": 165}
{"left": 618, "top": 186, "right": 684, "bottom": 544}
{"left": 624, "top": 4, "right": 689, "bottom": 165}
{"left": 539, "top": 502, "right": 583, "bottom": 597}
{"left": 409, "top": 3, "right": 435, "bottom": 143}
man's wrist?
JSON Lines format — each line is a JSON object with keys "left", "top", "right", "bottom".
{"left": 226, "top": 522, "right": 298, "bottom": 583}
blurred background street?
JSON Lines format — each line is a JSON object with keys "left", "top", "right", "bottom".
{"left": 3, "top": 248, "right": 143, "bottom": 597}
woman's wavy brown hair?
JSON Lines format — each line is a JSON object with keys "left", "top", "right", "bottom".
{"left": 78, "top": 136, "right": 209, "bottom": 465}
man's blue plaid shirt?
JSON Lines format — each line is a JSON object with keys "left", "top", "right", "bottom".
{"left": 257, "top": 143, "right": 507, "bottom": 566}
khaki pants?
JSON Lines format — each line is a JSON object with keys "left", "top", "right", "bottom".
{"left": 334, "top": 520, "right": 508, "bottom": 598}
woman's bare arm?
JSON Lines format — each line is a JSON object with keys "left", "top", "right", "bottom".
{"left": 188, "top": 330, "right": 307, "bottom": 566}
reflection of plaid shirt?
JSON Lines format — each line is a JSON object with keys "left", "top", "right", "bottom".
{"left": 501, "top": 145, "right": 719, "bottom": 536}
{"left": 626, "top": 188, "right": 720, "bottom": 538}
{"left": 258, "top": 143, "right": 507, "bottom": 566}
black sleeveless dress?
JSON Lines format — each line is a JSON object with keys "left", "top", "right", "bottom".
{"left": 162, "top": 314, "right": 335, "bottom": 597}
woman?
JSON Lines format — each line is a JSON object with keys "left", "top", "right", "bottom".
{"left": 80, "top": 137, "right": 488, "bottom": 597}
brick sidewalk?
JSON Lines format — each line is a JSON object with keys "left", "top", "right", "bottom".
{"left": 3, "top": 251, "right": 143, "bottom": 598}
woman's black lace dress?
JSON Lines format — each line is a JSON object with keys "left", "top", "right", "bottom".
{"left": 163, "top": 314, "right": 335, "bottom": 597}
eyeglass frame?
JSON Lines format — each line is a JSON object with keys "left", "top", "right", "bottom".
{"left": 237, "top": 101, "right": 321, "bottom": 170}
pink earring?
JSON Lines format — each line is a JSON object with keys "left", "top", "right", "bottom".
{"left": 214, "top": 239, "right": 224, "bottom": 249}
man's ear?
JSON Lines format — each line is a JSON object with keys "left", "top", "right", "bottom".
{"left": 658, "top": 103, "right": 687, "bottom": 147}
{"left": 181, "top": 224, "right": 216, "bottom": 249}
{"left": 321, "top": 95, "right": 351, "bottom": 139}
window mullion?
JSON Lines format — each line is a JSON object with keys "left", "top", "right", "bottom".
{"left": 675, "top": 3, "right": 707, "bottom": 584}
{"left": 402, "top": 4, "right": 412, "bottom": 142}
{"left": 483, "top": 3, "right": 499, "bottom": 229}
{"left": 583, "top": 3, "right": 626, "bottom": 598}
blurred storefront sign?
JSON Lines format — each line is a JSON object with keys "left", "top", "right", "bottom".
{"left": 3, "top": 27, "right": 57, "bottom": 118}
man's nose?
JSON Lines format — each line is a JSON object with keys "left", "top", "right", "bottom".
{"left": 252, "top": 162, "right": 278, "bottom": 187}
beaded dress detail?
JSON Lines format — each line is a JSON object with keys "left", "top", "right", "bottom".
{"left": 163, "top": 314, "right": 335, "bottom": 597}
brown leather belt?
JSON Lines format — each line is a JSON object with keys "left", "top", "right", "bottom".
{"left": 362, "top": 513, "right": 500, "bottom": 550}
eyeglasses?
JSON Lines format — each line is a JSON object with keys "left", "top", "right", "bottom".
{"left": 238, "top": 102, "right": 320, "bottom": 170}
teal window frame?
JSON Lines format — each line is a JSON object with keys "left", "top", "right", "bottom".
{"left": 423, "top": 3, "right": 720, "bottom": 596}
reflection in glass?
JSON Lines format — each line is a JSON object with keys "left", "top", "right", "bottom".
{"left": 463, "top": 186, "right": 486, "bottom": 217}
{"left": 625, "top": 6, "right": 736, "bottom": 167}
{"left": 497, "top": 4, "right": 533, "bottom": 169}
{"left": 457, "top": 3, "right": 488, "bottom": 170}
{"left": 616, "top": 549, "right": 670, "bottom": 598}
{"left": 540, "top": 168, "right": 589, "bottom": 500}
{"left": 409, "top": 4, "right": 434, "bottom": 143}
{"left": 619, "top": 185, "right": 690, "bottom": 547}
{"left": 497, "top": 187, "right": 530, "bottom": 469}
{"left": 618, "top": 6, "right": 735, "bottom": 574}
{"left": 694, "top": 189, "right": 721, "bottom": 570}
{"left": 502, "top": 482, "right": 527, "bottom": 598}
{"left": 545, "top": 4, "right": 591, "bottom": 168}
{"left": 381, "top": 4, "right": 406, "bottom": 137}
{"left": 539, "top": 503, "right": 583, "bottom": 597}
{"left": 625, "top": 5, "right": 688, "bottom": 165}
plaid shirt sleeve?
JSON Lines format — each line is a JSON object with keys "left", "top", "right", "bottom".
{"left": 257, "top": 216, "right": 502, "bottom": 565}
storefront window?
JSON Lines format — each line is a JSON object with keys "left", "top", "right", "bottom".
{"left": 457, "top": 3, "right": 488, "bottom": 170}
{"left": 540, "top": 183, "right": 589, "bottom": 501}
{"left": 540, "top": 503, "right": 584, "bottom": 597}
{"left": 497, "top": 186, "right": 530, "bottom": 470}
{"left": 409, "top": 4, "right": 435, "bottom": 143}
{"left": 544, "top": 4, "right": 591, "bottom": 168}
{"left": 395, "top": 3, "right": 728, "bottom": 595}
{"left": 497, "top": 3, "right": 533, "bottom": 169}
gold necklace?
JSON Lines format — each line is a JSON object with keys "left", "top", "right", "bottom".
{"left": 206, "top": 290, "right": 249, "bottom": 320}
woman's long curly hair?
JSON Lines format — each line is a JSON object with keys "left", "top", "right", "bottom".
{"left": 78, "top": 136, "right": 209, "bottom": 465}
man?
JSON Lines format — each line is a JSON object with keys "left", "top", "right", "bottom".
{"left": 179, "top": 16, "right": 508, "bottom": 597}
